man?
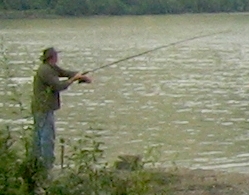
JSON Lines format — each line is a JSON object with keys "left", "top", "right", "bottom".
{"left": 31, "top": 47, "right": 91, "bottom": 171}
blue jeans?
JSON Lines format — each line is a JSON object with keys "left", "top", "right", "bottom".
{"left": 32, "top": 111, "right": 55, "bottom": 170}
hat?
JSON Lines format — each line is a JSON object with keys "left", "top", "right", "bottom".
{"left": 40, "top": 47, "right": 61, "bottom": 61}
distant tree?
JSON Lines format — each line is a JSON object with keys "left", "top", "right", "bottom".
{"left": 182, "top": 0, "right": 199, "bottom": 12}
{"left": 0, "top": 0, "right": 4, "bottom": 9}
{"left": 243, "top": 0, "right": 249, "bottom": 10}
{"left": 86, "top": 0, "right": 107, "bottom": 14}
{"left": 25, "top": 0, "right": 49, "bottom": 9}
{"left": 1, "top": 0, "right": 249, "bottom": 16}
{"left": 120, "top": 0, "right": 140, "bottom": 6}
{"left": 47, "top": 0, "right": 58, "bottom": 9}
{"left": 2, "top": 0, "right": 23, "bottom": 10}
{"left": 119, "top": 0, "right": 141, "bottom": 14}
{"left": 103, "top": 0, "right": 128, "bottom": 15}
{"left": 86, "top": 0, "right": 126, "bottom": 15}
{"left": 234, "top": 0, "right": 249, "bottom": 11}
{"left": 139, "top": 0, "right": 166, "bottom": 14}
{"left": 163, "top": 0, "right": 184, "bottom": 13}
{"left": 55, "top": 0, "right": 88, "bottom": 15}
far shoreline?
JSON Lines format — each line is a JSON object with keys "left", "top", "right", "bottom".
{"left": 0, "top": 9, "right": 249, "bottom": 20}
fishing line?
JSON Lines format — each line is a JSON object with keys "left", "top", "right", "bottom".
{"left": 79, "top": 30, "right": 229, "bottom": 83}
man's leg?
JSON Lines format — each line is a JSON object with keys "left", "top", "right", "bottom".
{"left": 33, "top": 111, "right": 55, "bottom": 170}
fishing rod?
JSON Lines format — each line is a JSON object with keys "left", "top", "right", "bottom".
{"left": 79, "top": 30, "right": 228, "bottom": 83}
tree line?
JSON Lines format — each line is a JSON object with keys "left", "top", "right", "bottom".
{"left": 0, "top": 0, "right": 249, "bottom": 15}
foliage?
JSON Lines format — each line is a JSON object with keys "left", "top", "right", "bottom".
{"left": 0, "top": 126, "right": 22, "bottom": 195}
{"left": 55, "top": 0, "right": 88, "bottom": 16}
{"left": 0, "top": 0, "right": 249, "bottom": 15}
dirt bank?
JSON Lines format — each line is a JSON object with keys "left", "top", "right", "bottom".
{"left": 151, "top": 168, "right": 249, "bottom": 195}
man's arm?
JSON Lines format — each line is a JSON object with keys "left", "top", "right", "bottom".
{"left": 53, "top": 65, "right": 78, "bottom": 78}
{"left": 38, "top": 71, "right": 71, "bottom": 91}
{"left": 53, "top": 65, "right": 92, "bottom": 84}
{"left": 38, "top": 63, "right": 91, "bottom": 91}
{"left": 38, "top": 65, "right": 81, "bottom": 91}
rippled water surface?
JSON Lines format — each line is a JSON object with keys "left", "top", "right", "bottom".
{"left": 1, "top": 13, "right": 249, "bottom": 173}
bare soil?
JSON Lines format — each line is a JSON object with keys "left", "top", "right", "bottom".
{"left": 150, "top": 168, "right": 249, "bottom": 195}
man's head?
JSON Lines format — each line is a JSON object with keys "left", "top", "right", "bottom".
{"left": 40, "top": 47, "right": 59, "bottom": 65}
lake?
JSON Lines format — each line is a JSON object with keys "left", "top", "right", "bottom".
{"left": 1, "top": 13, "right": 249, "bottom": 173}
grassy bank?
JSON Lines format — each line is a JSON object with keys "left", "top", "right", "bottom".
{"left": 48, "top": 165, "right": 249, "bottom": 195}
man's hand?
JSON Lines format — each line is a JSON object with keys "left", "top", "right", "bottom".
{"left": 73, "top": 72, "right": 85, "bottom": 81}
{"left": 78, "top": 75, "right": 92, "bottom": 83}
{"left": 67, "top": 72, "right": 92, "bottom": 84}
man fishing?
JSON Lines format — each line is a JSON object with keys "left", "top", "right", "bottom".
{"left": 29, "top": 31, "right": 225, "bottom": 177}
{"left": 31, "top": 47, "right": 91, "bottom": 173}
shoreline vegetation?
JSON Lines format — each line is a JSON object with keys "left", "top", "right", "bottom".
{"left": 0, "top": 0, "right": 249, "bottom": 19}
{"left": 0, "top": 9, "right": 60, "bottom": 19}
{"left": 0, "top": 9, "right": 249, "bottom": 20}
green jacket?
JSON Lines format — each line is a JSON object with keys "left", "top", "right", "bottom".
{"left": 32, "top": 63, "right": 77, "bottom": 113}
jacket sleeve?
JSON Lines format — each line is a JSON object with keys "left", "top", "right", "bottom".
{"left": 54, "top": 65, "right": 78, "bottom": 78}
{"left": 38, "top": 67, "right": 71, "bottom": 92}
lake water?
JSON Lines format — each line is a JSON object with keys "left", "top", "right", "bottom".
{"left": 1, "top": 13, "right": 249, "bottom": 173}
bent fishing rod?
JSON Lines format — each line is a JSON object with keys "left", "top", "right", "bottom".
{"left": 79, "top": 30, "right": 228, "bottom": 83}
